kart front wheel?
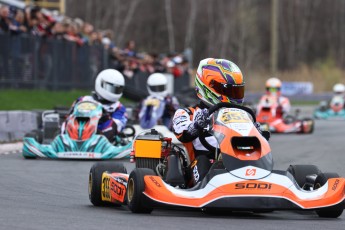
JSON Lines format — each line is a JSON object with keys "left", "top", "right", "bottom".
{"left": 89, "top": 162, "right": 127, "bottom": 206}
{"left": 287, "top": 165, "right": 321, "bottom": 189}
{"left": 314, "top": 172, "right": 343, "bottom": 218}
{"left": 127, "top": 168, "right": 155, "bottom": 213}
{"left": 25, "top": 130, "right": 43, "bottom": 144}
{"left": 301, "top": 118, "right": 314, "bottom": 134}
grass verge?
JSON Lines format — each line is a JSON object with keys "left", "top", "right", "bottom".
{"left": 0, "top": 90, "right": 133, "bottom": 110}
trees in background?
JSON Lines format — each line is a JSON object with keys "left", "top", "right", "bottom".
{"left": 66, "top": 0, "right": 345, "bottom": 73}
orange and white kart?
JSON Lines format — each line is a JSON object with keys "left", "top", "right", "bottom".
{"left": 256, "top": 95, "right": 314, "bottom": 134}
{"left": 88, "top": 103, "right": 345, "bottom": 217}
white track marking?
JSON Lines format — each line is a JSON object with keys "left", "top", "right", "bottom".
{"left": 0, "top": 142, "right": 23, "bottom": 155}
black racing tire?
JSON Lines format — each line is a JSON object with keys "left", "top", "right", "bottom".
{"left": 283, "top": 115, "right": 296, "bottom": 124}
{"left": 287, "top": 165, "right": 321, "bottom": 189}
{"left": 25, "top": 130, "right": 43, "bottom": 144}
{"left": 300, "top": 118, "right": 314, "bottom": 134}
{"left": 135, "top": 158, "right": 160, "bottom": 173}
{"left": 314, "top": 172, "right": 343, "bottom": 218}
{"left": 127, "top": 168, "right": 155, "bottom": 213}
{"left": 23, "top": 154, "right": 37, "bottom": 159}
{"left": 89, "top": 162, "right": 127, "bottom": 207}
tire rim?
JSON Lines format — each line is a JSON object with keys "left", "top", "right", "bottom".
{"left": 88, "top": 173, "right": 92, "bottom": 197}
{"left": 127, "top": 178, "right": 135, "bottom": 202}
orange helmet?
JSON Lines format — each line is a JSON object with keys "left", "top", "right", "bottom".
{"left": 195, "top": 58, "right": 245, "bottom": 106}
{"left": 265, "top": 77, "right": 282, "bottom": 96}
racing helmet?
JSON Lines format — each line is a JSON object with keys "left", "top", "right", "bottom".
{"left": 147, "top": 73, "right": 168, "bottom": 98}
{"left": 195, "top": 58, "right": 245, "bottom": 106}
{"left": 333, "top": 83, "right": 345, "bottom": 95}
{"left": 266, "top": 77, "right": 282, "bottom": 96}
{"left": 95, "top": 69, "right": 125, "bottom": 102}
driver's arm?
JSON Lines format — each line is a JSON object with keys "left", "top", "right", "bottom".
{"left": 172, "top": 108, "right": 196, "bottom": 143}
{"left": 173, "top": 107, "right": 207, "bottom": 143}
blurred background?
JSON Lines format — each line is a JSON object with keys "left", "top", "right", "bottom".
{"left": 1, "top": 0, "right": 345, "bottom": 108}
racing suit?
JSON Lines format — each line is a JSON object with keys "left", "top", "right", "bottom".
{"left": 257, "top": 95, "right": 291, "bottom": 118}
{"left": 138, "top": 94, "right": 179, "bottom": 129}
{"left": 173, "top": 101, "right": 267, "bottom": 187}
{"left": 62, "top": 94, "right": 127, "bottom": 142}
{"left": 172, "top": 101, "right": 217, "bottom": 187}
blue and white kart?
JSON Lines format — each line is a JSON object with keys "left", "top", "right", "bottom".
{"left": 22, "top": 101, "right": 133, "bottom": 159}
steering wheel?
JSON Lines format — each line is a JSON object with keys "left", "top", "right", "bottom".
{"left": 208, "top": 102, "right": 256, "bottom": 123}
{"left": 199, "top": 102, "right": 256, "bottom": 153}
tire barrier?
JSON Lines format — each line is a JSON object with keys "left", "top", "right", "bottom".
{"left": 0, "top": 111, "right": 38, "bottom": 142}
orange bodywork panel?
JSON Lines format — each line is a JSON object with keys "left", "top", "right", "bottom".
{"left": 143, "top": 176, "right": 345, "bottom": 209}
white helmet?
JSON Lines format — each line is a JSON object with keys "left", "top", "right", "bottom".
{"left": 266, "top": 77, "right": 282, "bottom": 96}
{"left": 147, "top": 73, "right": 168, "bottom": 97}
{"left": 95, "top": 69, "right": 125, "bottom": 102}
{"left": 333, "top": 83, "right": 345, "bottom": 94}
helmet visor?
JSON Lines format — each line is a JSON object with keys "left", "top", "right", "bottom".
{"left": 266, "top": 87, "right": 280, "bottom": 93}
{"left": 210, "top": 80, "right": 244, "bottom": 99}
{"left": 102, "top": 81, "right": 124, "bottom": 94}
{"left": 149, "top": 84, "right": 166, "bottom": 92}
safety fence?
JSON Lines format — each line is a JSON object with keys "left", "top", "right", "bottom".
{"left": 0, "top": 33, "right": 190, "bottom": 99}
{"left": 0, "top": 33, "right": 107, "bottom": 90}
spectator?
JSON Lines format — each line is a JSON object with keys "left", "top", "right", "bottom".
{"left": 0, "top": 5, "right": 10, "bottom": 32}
{"left": 51, "top": 21, "right": 66, "bottom": 39}
{"left": 9, "top": 9, "right": 27, "bottom": 34}
{"left": 0, "top": 3, "right": 191, "bottom": 81}
{"left": 123, "top": 40, "right": 137, "bottom": 57}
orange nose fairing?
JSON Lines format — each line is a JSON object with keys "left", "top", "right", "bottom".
{"left": 212, "top": 124, "right": 271, "bottom": 160}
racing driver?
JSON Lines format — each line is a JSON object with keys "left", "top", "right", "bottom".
{"left": 172, "top": 58, "right": 269, "bottom": 187}
{"left": 61, "top": 69, "right": 127, "bottom": 142}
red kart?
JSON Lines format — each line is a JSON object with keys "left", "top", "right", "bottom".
{"left": 256, "top": 95, "right": 314, "bottom": 134}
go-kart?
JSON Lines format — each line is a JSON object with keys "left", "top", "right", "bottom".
{"left": 22, "top": 100, "right": 134, "bottom": 159}
{"left": 256, "top": 95, "right": 314, "bottom": 134}
{"left": 314, "top": 96, "right": 345, "bottom": 120}
{"left": 88, "top": 102, "right": 345, "bottom": 217}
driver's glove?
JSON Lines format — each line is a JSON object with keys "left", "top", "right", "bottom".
{"left": 187, "top": 108, "right": 209, "bottom": 136}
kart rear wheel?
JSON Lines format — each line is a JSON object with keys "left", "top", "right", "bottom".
{"left": 89, "top": 162, "right": 127, "bottom": 206}
{"left": 287, "top": 165, "right": 321, "bottom": 189}
{"left": 135, "top": 158, "right": 159, "bottom": 173}
{"left": 127, "top": 168, "right": 155, "bottom": 213}
{"left": 314, "top": 172, "right": 343, "bottom": 218}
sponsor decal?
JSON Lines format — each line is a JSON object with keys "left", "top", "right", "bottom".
{"left": 193, "top": 165, "right": 200, "bottom": 183}
{"left": 149, "top": 176, "right": 161, "bottom": 187}
{"left": 235, "top": 182, "right": 272, "bottom": 190}
{"left": 57, "top": 152, "right": 102, "bottom": 158}
{"left": 144, "top": 98, "right": 161, "bottom": 107}
{"left": 220, "top": 110, "right": 249, "bottom": 124}
{"left": 245, "top": 169, "right": 257, "bottom": 176}
{"left": 110, "top": 179, "right": 126, "bottom": 202}
{"left": 77, "top": 102, "right": 97, "bottom": 112}
{"left": 332, "top": 179, "right": 340, "bottom": 191}
{"left": 173, "top": 116, "right": 188, "bottom": 126}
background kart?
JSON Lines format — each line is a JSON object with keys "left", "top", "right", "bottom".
{"left": 256, "top": 95, "right": 314, "bottom": 134}
{"left": 88, "top": 103, "right": 345, "bottom": 217}
{"left": 314, "top": 96, "right": 345, "bottom": 120}
{"left": 22, "top": 101, "right": 134, "bottom": 159}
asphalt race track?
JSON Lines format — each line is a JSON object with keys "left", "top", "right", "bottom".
{"left": 1, "top": 120, "right": 345, "bottom": 230}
